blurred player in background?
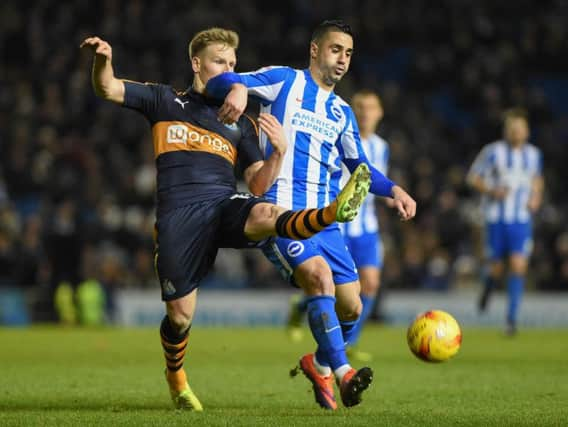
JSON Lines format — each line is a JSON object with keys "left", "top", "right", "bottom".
{"left": 81, "top": 28, "right": 370, "bottom": 411}
{"left": 467, "top": 108, "right": 544, "bottom": 336}
{"left": 206, "top": 20, "right": 416, "bottom": 409}
{"left": 287, "top": 89, "right": 394, "bottom": 362}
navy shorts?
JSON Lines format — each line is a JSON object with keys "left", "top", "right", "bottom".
{"left": 155, "top": 193, "right": 268, "bottom": 301}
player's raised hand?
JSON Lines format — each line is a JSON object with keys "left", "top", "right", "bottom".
{"left": 391, "top": 185, "right": 417, "bottom": 221}
{"left": 258, "top": 113, "right": 287, "bottom": 155}
{"left": 80, "top": 36, "right": 124, "bottom": 104}
{"left": 80, "top": 36, "right": 113, "bottom": 61}
{"left": 218, "top": 83, "right": 248, "bottom": 124}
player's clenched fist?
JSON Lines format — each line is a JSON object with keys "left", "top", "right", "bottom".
{"left": 80, "top": 36, "right": 113, "bottom": 61}
{"left": 391, "top": 186, "right": 417, "bottom": 221}
{"left": 217, "top": 83, "right": 248, "bottom": 124}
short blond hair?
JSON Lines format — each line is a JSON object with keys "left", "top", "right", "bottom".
{"left": 188, "top": 27, "right": 239, "bottom": 58}
{"left": 503, "top": 107, "right": 528, "bottom": 124}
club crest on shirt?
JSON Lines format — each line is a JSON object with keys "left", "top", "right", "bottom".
{"left": 330, "top": 105, "right": 343, "bottom": 120}
{"left": 223, "top": 122, "right": 239, "bottom": 130}
{"left": 287, "top": 241, "right": 305, "bottom": 257}
{"left": 161, "top": 279, "right": 176, "bottom": 296}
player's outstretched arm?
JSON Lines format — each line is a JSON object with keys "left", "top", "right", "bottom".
{"left": 207, "top": 67, "right": 292, "bottom": 123}
{"left": 80, "top": 36, "right": 125, "bottom": 104}
{"left": 343, "top": 157, "right": 393, "bottom": 196}
{"left": 205, "top": 72, "right": 248, "bottom": 123}
{"left": 244, "top": 113, "right": 287, "bottom": 195}
{"left": 390, "top": 185, "right": 417, "bottom": 221}
{"left": 343, "top": 157, "right": 416, "bottom": 221}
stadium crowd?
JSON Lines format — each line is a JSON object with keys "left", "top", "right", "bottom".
{"left": 1, "top": 0, "right": 567, "bottom": 321}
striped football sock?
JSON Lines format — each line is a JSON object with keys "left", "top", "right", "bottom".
{"left": 274, "top": 202, "right": 337, "bottom": 240}
{"left": 160, "top": 315, "right": 189, "bottom": 374}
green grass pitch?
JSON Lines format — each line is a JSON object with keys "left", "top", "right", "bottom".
{"left": 1, "top": 325, "right": 567, "bottom": 426}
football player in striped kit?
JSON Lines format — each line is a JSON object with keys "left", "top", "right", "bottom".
{"left": 81, "top": 27, "right": 372, "bottom": 412}
{"left": 287, "top": 90, "right": 393, "bottom": 362}
{"left": 207, "top": 21, "right": 416, "bottom": 409}
{"left": 467, "top": 108, "right": 544, "bottom": 336}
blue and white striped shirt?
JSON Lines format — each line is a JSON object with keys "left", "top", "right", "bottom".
{"left": 206, "top": 66, "right": 394, "bottom": 209}
{"left": 339, "top": 134, "right": 389, "bottom": 237}
{"left": 468, "top": 140, "right": 542, "bottom": 224}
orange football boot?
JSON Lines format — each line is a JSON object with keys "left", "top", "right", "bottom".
{"left": 298, "top": 353, "right": 337, "bottom": 410}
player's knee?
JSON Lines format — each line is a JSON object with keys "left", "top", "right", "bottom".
{"left": 167, "top": 307, "right": 193, "bottom": 334}
{"left": 490, "top": 261, "right": 505, "bottom": 278}
{"left": 297, "top": 262, "right": 334, "bottom": 296}
{"left": 509, "top": 257, "right": 528, "bottom": 275}
{"left": 337, "top": 299, "right": 362, "bottom": 321}
{"left": 245, "top": 203, "right": 279, "bottom": 237}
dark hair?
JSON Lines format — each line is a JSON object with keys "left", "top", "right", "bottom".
{"left": 311, "top": 20, "right": 353, "bottom": 43}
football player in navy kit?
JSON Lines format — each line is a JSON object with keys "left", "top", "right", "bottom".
{"left": 81, "top": 27, "right": 371, "bottom": 410}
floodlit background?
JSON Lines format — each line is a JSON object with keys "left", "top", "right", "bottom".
{"left": 1, "top": 2, "right": 568, "bottom": 426}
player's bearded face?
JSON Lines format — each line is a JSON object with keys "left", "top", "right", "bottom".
{"left": 193, "top": 43, "right": 237, "bottom": 86}
{"left": 314, "top": 32, "right": 353, "bottom": 85}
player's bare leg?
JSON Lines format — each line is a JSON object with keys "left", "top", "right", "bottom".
{"left": 244, "top": 164, "right": 371, "bottom": 241}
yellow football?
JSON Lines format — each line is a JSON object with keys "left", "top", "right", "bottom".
{"left": 407, "top": 310, "right": 462, "bottom": 362}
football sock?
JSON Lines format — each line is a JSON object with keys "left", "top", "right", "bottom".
{"left": 307, "top": 296, "right": 350, "bottom": 373}
{"left": 313, "top": 353, "right": 332, "bottom": 376}
{"left": 346, "top": 294, "right": 375, "bottom": 347}
{"left": 339, "top": 319, "right": 358, "bottom": 347}
{"left": 160, "top": 315, "right": 189, "bottom": 389}
{"left": 507, "top": 274, "right": 524, "bottom": 324}
{"left": 479, "top": 275, "right": 497, "bottom": 311}
{"left": 334, "top": 364, "right": 352, "bottom": 381}
{"left": 275, "top": 203, "right": 337, "bottom": 240}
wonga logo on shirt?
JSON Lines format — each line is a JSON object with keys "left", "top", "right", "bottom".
{"left": 152, "top": 121, "right": 238, "bottom": 165}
